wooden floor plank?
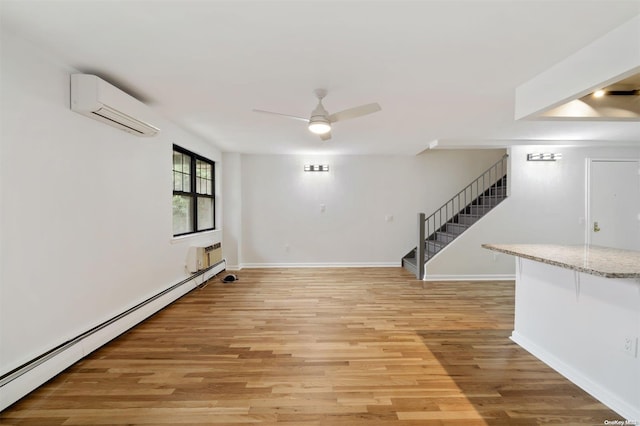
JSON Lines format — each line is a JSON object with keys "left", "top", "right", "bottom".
{"left": 0, "top": 268, "right": 624, "bottom": 425}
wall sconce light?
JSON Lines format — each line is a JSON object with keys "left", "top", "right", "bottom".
{"left": 304, "top": 164, "right": 329, "bottom": 172}
{"left": 527, "top": 153, "right": 562, "bottom": 162}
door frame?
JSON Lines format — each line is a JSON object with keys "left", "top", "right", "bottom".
{"left": 585, "top": 157, "right": 640, "bottom": 246}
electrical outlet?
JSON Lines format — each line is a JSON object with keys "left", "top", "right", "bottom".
{"left": 623, "top": 336, "right": 637, "bottom": 357}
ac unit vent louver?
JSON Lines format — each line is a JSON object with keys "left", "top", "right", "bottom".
{"left": 71, "top": 74, "right": 160, "bottom": 137}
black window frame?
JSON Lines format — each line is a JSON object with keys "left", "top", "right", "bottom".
{"left": 172, "top": 145, "right": 215, "bottom": 237}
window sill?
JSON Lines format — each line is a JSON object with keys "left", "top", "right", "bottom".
{"left": 170, "top": 229, "right": 221, "bottom": 244}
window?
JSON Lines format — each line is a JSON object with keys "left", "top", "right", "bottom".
{"left": 172, "top": 145, "right": 215, "bottom": 236}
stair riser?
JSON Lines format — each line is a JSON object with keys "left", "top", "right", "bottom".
{"left": 445, "top": 223, "right": 468, "bottom": 234}
{"left": 456, "top": 215, "right": 480, "bottom": 225}
{"left": 402, "top": 258, "right": 417, "bottom": 275}
{"left": 435, "top": 233, "right": 455, "bottom": 243}
{"left": 491, "top": 187, "right": 507, "bottom": 197}
{"left": 468, "top": 206, "right": 493, "bottom": 215}
{"left": 425, "top": 242, "right": 444, "bottom": 254}
{"left": 479, "top": 196, "right": 505, "bottom": 206}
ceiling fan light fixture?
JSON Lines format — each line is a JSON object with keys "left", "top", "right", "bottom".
{"left": 308, "top": 119, "right": 331, "bottom": 134}
{"left": 252, "top": 89, "right": 380, "bottom": 141}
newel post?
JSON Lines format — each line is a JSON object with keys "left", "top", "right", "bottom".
{"left": 417, "top": 212, "right": 425, "bottom": 280}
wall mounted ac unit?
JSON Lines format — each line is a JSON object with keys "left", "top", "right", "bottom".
{"left": 70, "top": 74, "right": 160, "bottom": 137}
{"left": 187, "top": 243, "right": 222, "bottom": 273}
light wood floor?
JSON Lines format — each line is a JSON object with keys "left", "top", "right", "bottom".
{"left": 1, "top": 268, "right": 622, "bottom": 425}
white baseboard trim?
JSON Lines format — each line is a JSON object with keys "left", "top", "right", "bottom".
{"left": 225, "top": 265, "right": 242, "bottom": 271}
{"left": 511, "top": 330, "right": 639, "bottom": 421}
{"left": 240, "top": 262, "right": 401, "bottom": 268}
{"left": 0, "top": 262, "right": 226, "bottom": 411}
{"left": 423, "top": 274, "right": 515, "bottom": 282}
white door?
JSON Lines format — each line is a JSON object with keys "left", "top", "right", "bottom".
{"left": 588, "top": 159, "right": 640, "bottom": 250}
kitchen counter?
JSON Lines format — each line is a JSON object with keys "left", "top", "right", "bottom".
{"left": 481, "top": 243, "right": 640, "bottom": 420}
{"left": 481, "top": 243, "right": 640, "bottom": 279}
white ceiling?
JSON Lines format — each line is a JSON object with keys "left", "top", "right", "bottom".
{"left": 2, "top": 0, "right": 640, "bottom": 155}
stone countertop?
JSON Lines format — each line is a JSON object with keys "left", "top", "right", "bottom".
{"left": 482, "top": 244, "right": 640, "bottom": 279}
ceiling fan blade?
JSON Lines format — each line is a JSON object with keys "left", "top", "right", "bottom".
{"left": 252, "top": 109, "right": 309, "bottom": 122}
{"left": 319, "top": 131, "right": 332, "bottom": 141}
{"left": 328, "top": 102, "right": 381, "bottom": 123}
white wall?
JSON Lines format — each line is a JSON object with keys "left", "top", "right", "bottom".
{"left": 221, "top": 152, "right": 242, "bottom": 268}
{"left": 426, "top": 144, "right": 640, "bottom": 278}
{"left": 227, "top": 150, "right": 505, "bottom": 267}
{"left": 0, "top": 28, "right": 222, "bottom": 376}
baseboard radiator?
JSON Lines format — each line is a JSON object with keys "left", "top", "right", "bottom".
{"left": 0, "top": 260, "right": 226, "bottom": 411}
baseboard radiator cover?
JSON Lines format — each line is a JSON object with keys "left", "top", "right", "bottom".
{"left": 0, "top": 260, "right": 226, "bottom": 411}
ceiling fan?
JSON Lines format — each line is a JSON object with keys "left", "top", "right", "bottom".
{"left": 252, "top": 89, "right": 381, "bottom": 141}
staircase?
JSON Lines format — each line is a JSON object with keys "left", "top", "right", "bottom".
{"left": 402, "top": 154, "right": 508, "bottom": 278}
